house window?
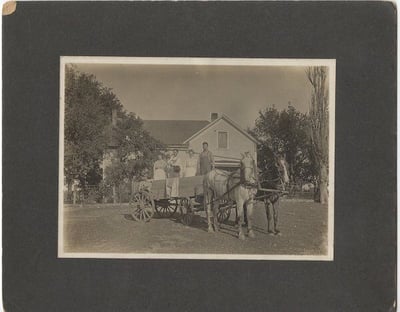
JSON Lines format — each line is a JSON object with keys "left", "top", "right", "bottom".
{"left": 218, "top": 131, "right": 228, "bottom": 149}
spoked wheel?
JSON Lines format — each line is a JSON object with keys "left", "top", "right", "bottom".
{"left": 130, "top": 191, "right": 155, "bottom": 222}
{"left": 154, "top": 198, "right": 178, "bottom": 218}
{"left": 180, "top": 197, "right": 194, "bottom": 226}
{"left": 217, "top": 199, "right": 232, "bottom": 224}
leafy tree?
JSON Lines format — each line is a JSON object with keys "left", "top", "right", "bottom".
{"left": 64, "top": 65, "right": 123, "bottom": 189}
{"left": 64, "top": 66, "right": 162, "bottom": 200}
{"left": 104, "top": 112, "right": 163, "bottom": 189}
{"left": 306, "top": 66, "right": 329, "bottom": 204}
{"left": 250, "top": 105, "right": 314, "bottom": 186}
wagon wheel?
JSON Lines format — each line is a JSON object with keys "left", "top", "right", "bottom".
{"left": 130, "top": 191, "right": 154, "bottom": 222}
{"left": 180, "top": 197, "right": 194, "bottom": 226}
{"left": 154, "top": 198, "right": 178, "bottom": 218}
{"left": 217, "top": 199, "right": 232, "bottom": 224}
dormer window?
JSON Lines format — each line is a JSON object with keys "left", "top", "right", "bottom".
{"left": 217, "top": 131, "right": 228, "bottom": 149}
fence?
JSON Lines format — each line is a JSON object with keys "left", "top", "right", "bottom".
{"left": 64, "top": 180, "right": 317, "bottom": 205}
{"left": 64, "top": 182, "right": 134, "bottom": 205}
{"left": 285, "top": 181, "right": 318, "bottom": 200}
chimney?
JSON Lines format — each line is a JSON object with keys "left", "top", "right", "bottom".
{"left": 112, "top": 108, "right": 117, "bottom": 126}
{"left": 210, "top": 113, "right": 218, "bottom": 122}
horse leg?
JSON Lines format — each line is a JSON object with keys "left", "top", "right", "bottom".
{"left": 212, "top": 198, "right": 220, "bottom": 232}
{"left": 236, "top": 195, "right": 245, "bottom": 240}
{"left": 208, "top": 193, "right": 215, "bottom": 233}
{"left": 246, "top": 199, "right": 255, "bottom": 238}
{"left": 272, "top": 198, "right": 280, "bottom": 235}
{"left": 265, "top": 198, "right": 274, "bottom": 235}
{"left": 204, "top": 189, "right": 214, "bottom": 233}
{"left": 244, "top": 203, "right": 248, "bottom": 227}
{"left": 234, "top": 205, "right": 239, "bottom": 227}
{"left": 236, "top": 203, "right": 248, "bottom": 227}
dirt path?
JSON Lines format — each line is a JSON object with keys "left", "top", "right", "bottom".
{"left": 63, "top": 200, "right": 328, "bottom": 256}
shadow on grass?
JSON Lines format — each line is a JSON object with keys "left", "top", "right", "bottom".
{"left": 122, "top": 214, "right": 135, "bottom": 221}
{"left": 122, "top": 211, "right": 255, "bottom": 239}
{"left": 170, "top": 214, "right": 209, "bottom": 232}
{"left": 168, "top": 214, "right": 243, "bottom": 239}
{"left": 122, "top": 211, "right": 179, "bottom": 222}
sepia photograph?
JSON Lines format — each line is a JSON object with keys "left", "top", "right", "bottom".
{"left": 3, "top": 2, "right": 395, "bottom": 310}
{"left": 58, "top": 57, "right": 335, "bottom": 260}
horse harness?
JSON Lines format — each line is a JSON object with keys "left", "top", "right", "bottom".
{"left": 204, "top": 167, "right": 257, "bottom": 207}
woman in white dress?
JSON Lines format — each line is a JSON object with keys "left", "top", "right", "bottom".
{"left": 184, "top": 149, "right": 198, "bottom": 177}
{"left": 153, "top": 154, "right": 167, "bottom": 180}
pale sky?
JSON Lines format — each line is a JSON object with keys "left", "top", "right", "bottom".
{"left": 74, "top": 63, "right": 314, "bottom": 129}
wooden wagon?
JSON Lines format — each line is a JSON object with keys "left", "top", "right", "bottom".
{"left": 129, "top": 175, "right": 233, "bottom": 225}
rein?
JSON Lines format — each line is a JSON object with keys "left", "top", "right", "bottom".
{"left": 203, "top": 180, "right": 242, "bottom": 207}
{"left": 260, "top": 177, "right": 281, "bottom": 183}
{"left": 204, "top": 168, "right": 257, "bottom": 207}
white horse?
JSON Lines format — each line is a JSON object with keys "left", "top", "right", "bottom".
{"left": 203, "top": 158, "right": 258, "bottom": 240}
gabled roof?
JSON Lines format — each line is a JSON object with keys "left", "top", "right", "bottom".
{"left": 142, "top": 120, "right": 209, "bottom": 145}
{"left": 183, "top": 114, "right": 259, "bottom": 144}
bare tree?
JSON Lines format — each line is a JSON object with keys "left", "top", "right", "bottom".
{"left": 306, "top": 67, "right": 329, "bottom": 204}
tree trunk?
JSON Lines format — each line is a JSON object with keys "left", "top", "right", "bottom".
{"left": 131, "top": 177, "right": 135, "bottom": 197}
{"left": 73, "top": 190, "right": 77, "bottom": 205}
{"left": 67, "top": 182, "right": 72, "bottom": 203}
{"left": 319, "top": 164, "right": 329, "bottom": 204}
{"left": 112, "top": 185, "right": 117, "bottom": 204}
{"left": 307, "top": 66, "right": 329, "bottom": 204}
{"left": 289, "top": 161, "right": 294, "bottom": 184}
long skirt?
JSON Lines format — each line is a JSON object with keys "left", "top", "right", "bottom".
{"left": 154, "top": 169, "right": 166, "bottom": 180}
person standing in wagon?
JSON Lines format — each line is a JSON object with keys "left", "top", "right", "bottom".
{"left": 153, "top": 154, "right": 167, "bottom": 180}
{"left": 197, "top": 142, "right": 214, "bottom": 175}
{"left": 184, "top": 149, "right": 198, "bottom": 177}
{"left": 168, "top": 149, "right": 184, "bottom": 178}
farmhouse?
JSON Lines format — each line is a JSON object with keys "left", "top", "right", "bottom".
{"left": 142, "top": 113, "right": 258, "bottom": 169}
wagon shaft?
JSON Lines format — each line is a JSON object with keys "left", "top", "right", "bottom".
{"left": 258, "top": 187, "right": 288, "bottom": 194}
